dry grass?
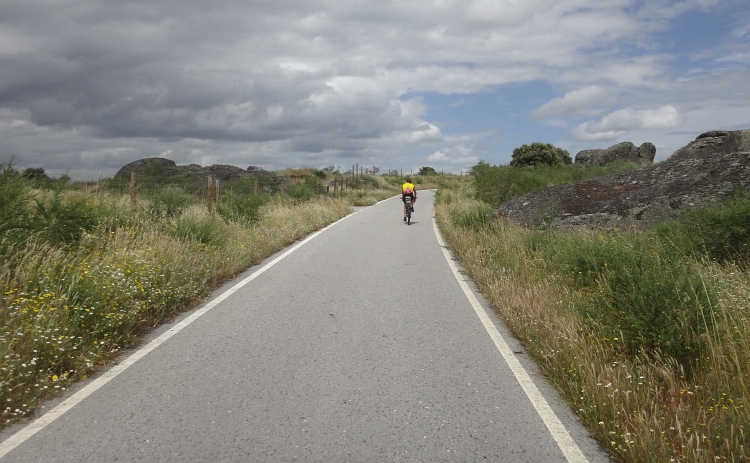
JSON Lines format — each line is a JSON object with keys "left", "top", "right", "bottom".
{"left": 0, "top": 191, "right": 351, "bottom": 427}
{"left": 435, "top": 182, "right": 749, "bottom": 462}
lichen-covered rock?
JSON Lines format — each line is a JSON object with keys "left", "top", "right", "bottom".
{"left": 113, "top": 158, "right": 283, "bottom": 190}
{"left": 114, "top": 158, "right": 179, "bottom": 179}
{"left": 575, "top": 141, "right": 656, "bottom": 166}
{"left": 496, "top": 129, "right": 750, "bottom": 230}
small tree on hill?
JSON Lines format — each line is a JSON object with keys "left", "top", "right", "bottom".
{"left": 510, "top": 142, "right": 572, "bottom": 167}
{"left": 418, "top": 166, "right": 438, "bottom": 176}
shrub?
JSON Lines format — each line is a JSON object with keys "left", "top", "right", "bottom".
{"left": 655, "top": 190, "right": 750, "bottom": 264}
{"left": 286, "top": 182, "right": 313, "bottom": 202}
{"left": 147, "top": 186, "right": 191, "bottom": 218}
{"left": 418, "top": 166, "right": 438, "bottom": 176}
{"left": 169, "top": 216, "right": 227, "bottom": 246}
{"left": 217, "top": 192, "right": 266, "bottom": 223}
{"left": 451, "top": 201, "right": 495, "bottom": 231}
{"left": 31, "top": 192, "right": 100, "bottom": 246}
{"left": 223, "top": 176, "right": 278, "bottom": 195}
{"left": 551, "top": 232, "right": 714, "bottom": 363}
{"left": 471, "top": 161, "right": 547, "bottom": 205}
{"left": 510, "top": 142, "right": 572, "bottom": 167}
{"left": 0, "top": 163, "right": 31, "bottom": 243}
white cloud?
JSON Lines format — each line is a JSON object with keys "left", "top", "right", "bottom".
{"left": 428, "top": 145, "right": 479, "bottom": 166}
{"left": 571, "top": 105, "right": 683, "bottom": 140}
{"left": 0, "top": 0, "right": 742, "bottom": 174}
{"left": 532, "top": 86, "right": 613, "bottom": 119}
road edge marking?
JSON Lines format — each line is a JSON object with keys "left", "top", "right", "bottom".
{"left": 432, "top": 217, "right": 589, "bottom": 463}
{"left": 0, "top": 211, "right": 359, "bottom": 459}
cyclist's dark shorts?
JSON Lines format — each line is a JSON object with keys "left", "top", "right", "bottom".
{"left": 402, "top": 193, "right": 414, "bottom": 202}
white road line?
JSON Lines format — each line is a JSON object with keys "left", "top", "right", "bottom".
{"left": 0, "top": 212, "right": 358, "bottom": 460}
{"left": 432, "top": 217, "right": 589, "bottom": 463}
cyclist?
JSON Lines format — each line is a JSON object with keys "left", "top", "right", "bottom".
{"left": 401, "top": 177, "right": 417, "bottom": 221}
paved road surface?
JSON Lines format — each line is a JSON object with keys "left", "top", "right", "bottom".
{"left": 0, "top": 190, "right": 611, "bottom": 462}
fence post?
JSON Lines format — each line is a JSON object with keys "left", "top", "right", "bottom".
{"left": 130, "top": 172, "right": 137, "bottom": 206}
{"left": 215, "top": 179, "right": 220, "bottom": 204}
{"left": 207, "top": 175, "right": 213, "bottom": 214}
{"left": 281, "top": 180, "right": 285, "bottom": 196}
{"left": 326, "top": 183, "right": 330, "bottom": 194}
{"left": 254, "top": 179, "right": 258, "bottom": 196}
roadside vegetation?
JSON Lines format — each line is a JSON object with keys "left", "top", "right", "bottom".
{"left": 435, "top": 162, "right": 750, "bottom": 462}
{"left": 0, "top": 161, "right": 402, "bottom": 428}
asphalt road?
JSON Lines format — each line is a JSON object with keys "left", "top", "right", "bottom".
{"left": 0, "top": 190, "right": 611, "bottom": 462}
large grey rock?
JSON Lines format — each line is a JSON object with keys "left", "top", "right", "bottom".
{"left": 113, "top": 158, "right": 283, "bottom": 188}
{"left": 496, "top": 129, "right": 750, "bottom": 230}
{"left": 114, "top": 158, "right": 179, "bottom": 178}
{"left": 575, "top": 141, "right": 656, "bottom": 166}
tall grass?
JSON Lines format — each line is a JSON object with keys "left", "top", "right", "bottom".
{"left": 0, "top": 172, "right": 353, "bottom": 427}
{"left": 435, "top": 180, "right": 749, "bottom": 462}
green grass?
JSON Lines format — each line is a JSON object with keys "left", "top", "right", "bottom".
{"left": 0, "top": 169, "right": 360, "bottom": 428}
{"left": 435, "top": 178, "right": 750, "bottom": 462}
{"left": 471, "top": 159, "right": 640, "bottom": 206}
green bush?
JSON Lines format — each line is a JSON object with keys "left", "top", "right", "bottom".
{"left": 510, "top": 142, "right": 572, "bottom": 167}
{"left": 655, "top": 190, "right": 750, "bottom": 264}
{"left": 223, "top": 176, "right": 279, "bottom": 196}
{"left": 0, "top": 163, "right": 31, "bottom": 243}
{"left": 551, "top": 233, "right": 714, "bottom": 363}
{"left": 287, "top": 182, "right": 313, "bottom": 202}
{"left": 169, "top": 217, "right": 227, "bottom": 246}
{"left": 147, "top": 186, "right": 191, "bottom": 218}
{"left": 451, "top": 202, "right": 495, "bottom": 231}
{"left": 471, "top": 161, "right": 548, "bottom": 205}
{"left": 217, "top": 192, "right": 266, "bottom": 223}
{"left": 31, "top": 192, "right": 100, "bottom": 246}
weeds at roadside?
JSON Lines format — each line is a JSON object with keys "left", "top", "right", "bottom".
{"left": 435, "top": 179, "right": 750, "bottom": 462}
{"left": 0, "top": 168, "right": 354, "bottom": 428}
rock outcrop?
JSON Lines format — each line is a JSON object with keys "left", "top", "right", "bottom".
{"left": 575, "top": 141, "right": 656, "bottom": 166}
{"left": 496, "top": 130, "right": 750, "bottom": 230}
{"left": 114, "top": 158, "right": 282, "bottom": 184}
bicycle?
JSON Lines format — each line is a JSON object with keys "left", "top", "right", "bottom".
{"left": 404, "top": 196, "right": 413, "bottom": 225}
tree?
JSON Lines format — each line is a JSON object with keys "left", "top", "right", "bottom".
{"left": 510, "top": 142, "right": 572, "bottom": 167}
{"left": 418, "top": 166, "right": 437, "bottom": 176}
{"left": 21, "top": 167, "right": 48, "bottom": 180}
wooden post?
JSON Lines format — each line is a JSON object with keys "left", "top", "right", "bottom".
{"left": 281, "top": 180, "right": 285, "bottom": 195}
{"left": 215, "top": 179, "right": 220, "bottom": 204}
{"left": 356, "top": 163, "right": 358, "bottom": 179}
{"left": 326, "top": 183, "right": 330, "bottom": 194}
{"left": 254, "top": 179, "right": 258, "bottom": 196}
{"left": 130, "top": 172, "right": 137, "bottom": 206}
{"left": 207, "top": 175, "right": 213, "bottom": 214}
{"left": 333, "top": 177, "right": 337, "bottom": 195}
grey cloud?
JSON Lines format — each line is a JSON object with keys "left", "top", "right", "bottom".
{"left": 0, "top": 0, "right": 745, "bottom": 174}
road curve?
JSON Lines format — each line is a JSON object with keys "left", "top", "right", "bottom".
{"left": 0, "top": 190, "right": 611, "bottom": 462}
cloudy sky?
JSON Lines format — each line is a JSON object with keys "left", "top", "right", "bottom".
{"left": 1, "top": 0, "right": 749, "bottom": 178}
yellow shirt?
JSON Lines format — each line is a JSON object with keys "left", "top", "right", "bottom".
{"left": 402, "top": 182, "right": 415, "bottom": 195}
